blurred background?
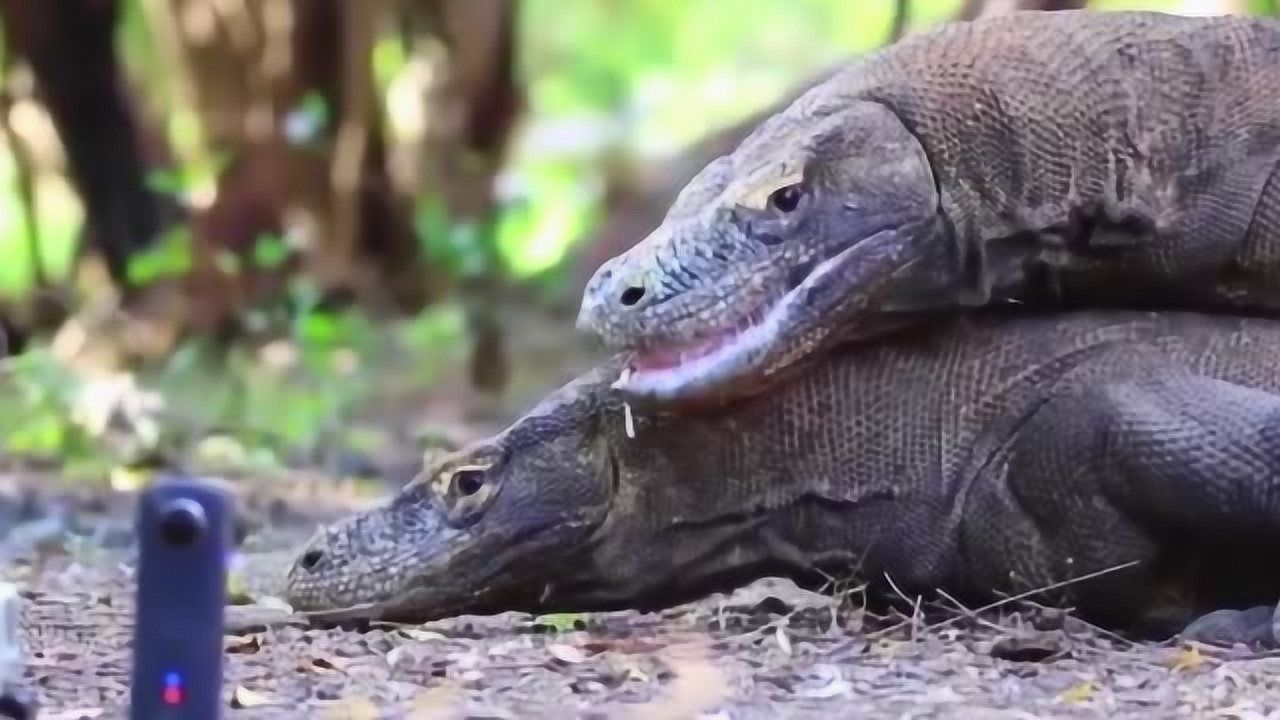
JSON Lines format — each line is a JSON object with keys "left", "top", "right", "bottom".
{"left": 0, "top": 0, "right": 1272, "bottom": 485}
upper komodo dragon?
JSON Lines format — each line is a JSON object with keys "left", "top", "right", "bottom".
{"left": 576, "top": 10, "right": 1280, "bottom": 404}
{"left": 288, "top": 309, "right": 1280, "bottom": 646}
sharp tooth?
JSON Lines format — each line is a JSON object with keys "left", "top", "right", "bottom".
{"left": 619, "top": 366, "right": 637, "bottom": 439}
{"left": 612, "top": 364, "right": 633, "bottom": 391}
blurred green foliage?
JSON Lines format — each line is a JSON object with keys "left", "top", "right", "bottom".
{"left": 0, "top": 0, "right": 1274, "bottom": 474}
{"left": 3, "top": 0, "right": 1271, "bottom": 296}
{"left": 502, "top": 0, "right": 962, "bottom": 278}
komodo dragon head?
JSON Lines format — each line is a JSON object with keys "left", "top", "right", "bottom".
{"left": 284, "top": 365, "right": 620, "bottom": 622}
{"left": 284, "top": 358, "right": 815, "bottom": 623}
{"left": 576, "top": 91, "right": 948, "bottom": 404}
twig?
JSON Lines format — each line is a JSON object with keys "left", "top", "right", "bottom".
{"left": 867, "top": 560, "right": 1139, "bottom": 640}
{"left": 881, "top": 571, "right": 924, "bottom": 641}
{"left": 934, "top": 587, "right": 1011, "bottom": 636}
{"left": 1012, "top": 597, "right": 1136, "bottom": 648}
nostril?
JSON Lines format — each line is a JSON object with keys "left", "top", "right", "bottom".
{"left": 619, "top": 286, "right": 645, "bottom": 307}
{"left": 300, "top": 548, "right": 324, "bottom": 570}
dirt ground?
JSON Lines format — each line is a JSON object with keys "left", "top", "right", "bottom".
{"left": 3, "top": 470, "right": 1280, "bottom": 720}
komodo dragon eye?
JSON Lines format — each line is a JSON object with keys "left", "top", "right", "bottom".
{"left": 452, "top": 469, "right": 485, "bottom": 497}
{"left": 768, "top": 183, "right": 804, "bottom": 213}
{"left": 437, "top": 460, "right": 502, "bottom": 526}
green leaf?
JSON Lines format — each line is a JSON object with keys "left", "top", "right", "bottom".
{"left": 144, "top": 168, "right": 187, "bottom": 196}
{"left": 296, "top": 311, "right": 342, "bottom": 347}
{"left": 127, "top": 225, "right": 193, "bottom": 285}
{"left": 533, "top": 613, "right": 588, "bottom": 632}
{"left": 251, "top": 233, "right": 291, "bottom": 270}
{"left": 285, "top": 91, "right": 330, "bottom": 144}
{"left": 372, "top": 37, "right": 409, "bottom": 90}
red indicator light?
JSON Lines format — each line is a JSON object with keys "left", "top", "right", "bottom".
{"left": 163, "top": 672, "right": 184, "bottom": 705}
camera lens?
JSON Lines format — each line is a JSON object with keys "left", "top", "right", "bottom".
{"left": 157, "top": 498, "right": 207, "bottom": 546}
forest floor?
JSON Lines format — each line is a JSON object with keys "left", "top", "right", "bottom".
{"left": 5, "top": 307, "right": 1280, "bottom": 719}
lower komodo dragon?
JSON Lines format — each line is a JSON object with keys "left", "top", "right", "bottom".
{"left": 575, "top": 10, "right": 1280, "bottom": 405}
{"left": 287, "top": 309, "right": 1280, "bottom": 646}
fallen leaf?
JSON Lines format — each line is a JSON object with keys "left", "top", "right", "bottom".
{"left": 548, "top": 643, "right": 587, "bottom": 664}
{"left": 225, "top": 569, "right": 252, "bottom": 604}
{"left": 621, "top": 644, "right": 727, "bottom": 720}
{"left": 386, "top": 644, "right": 430, "bottom": 669}
{"left": 398, "top": 628, "right": 447, "bottom": 643}
{"left": 407, "top": 682, "right": 462, "bottom": 719}
{"left": 43, "top": 710, "right": 104, "bottom": 720}
{"left": 533, "top": 612, "right": 586, "bottom": 632}
{"left": 1058, "top": 681, "right": 1095, "bottom": 704}
{"left": 231, "top": 685, "right": 274, "bottom": 708}
{"left": 1168, "top": 645, "right": 1206, "bottom": 673}
{"left": 319, "top": 696, "right": 380, "bottom": 720}
{"left": 311, "top": 655, "right": 351, "bottom": 674}
{"left": 224, "top": 634, "right": 261, "bottom": 654}
{"left": 796, "top": 664, "right": 850, "bottom": 699}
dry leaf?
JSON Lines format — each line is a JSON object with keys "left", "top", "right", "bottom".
{"left": 622, "top": 644, "right": 727, "bottom": 720}
{"left": 311, "top": 655, "right": 351, "bottom": 674}
{"left": 385, "top": 645, "right": 408, "bottom": 669}
{"left": 1058, "top": 681, "right": 1095, "bottom": 704}
{"left": 1168, "top": 645, "right": 1206, "bottom": 673}
{"left": 224, "top": 634, "right": 261, "bottom": 654}
{"left": 225, "top": 570, "right": 252, "bottom": 604}
{"left": 797, "top": 664, "right": 850, "bottom": 699}
{"left": 231, "top": 685, "right": 274, "bottom": 708}
{"left": 43, "top": 710, "right": 105, "bottom": 720}
{"left": 548, "top": 643, "right": 587, "bottom": 664}
{"left": 320, "top": 696, "right": 381, "bottom": 720}
{"left": 408, "top": 683, "right": 463, "bottom": 719}
{"left": 386, "top": 644, "right": 429, "bottom": 669}
{"left": 398, "top": 628, "right": 447, "bottom": 643}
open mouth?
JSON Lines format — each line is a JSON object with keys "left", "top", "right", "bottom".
{"left": 614, "top": 250, "right": 846, "bottom": 402}
{"left": 611, "top": 227, "right": 908, "bottom": 402}
{"left": 615, "top": 296, "right": 792, "bottom": 403}
{"left": 627, "top": 301, "right": 773, "bottom": 374}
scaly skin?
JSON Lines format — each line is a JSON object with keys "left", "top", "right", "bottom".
{"left": 288, "top": 310, "right": 1280, "bottom": 644}
{"left": 576, "top": 10, "right": 1280, "bottom": 404}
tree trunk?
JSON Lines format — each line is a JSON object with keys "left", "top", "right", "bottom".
{"left": 154, "top": 0, "right": 443, "bottom": 338}
{"left": 0, "top": 0, "right": 175, "bottom": 292}
{"left": 399, "top": 0, "right": 523, "bottom": 395}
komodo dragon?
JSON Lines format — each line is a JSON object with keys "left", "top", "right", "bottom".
{"left": 288, "top": 310, "right": 1280, "bottom": 645}
{"left": 575, "top": 10, "right": 1280, "bottom": 404}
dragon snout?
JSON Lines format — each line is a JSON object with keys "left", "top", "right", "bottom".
{"left": 578, "top": 256, "right": 653, "bottom": 333}
{"left": 297, "top": 547, "right": 325, "bottom": 572}
{"left": 282, "top": 526, "right": 354, "bottom": 611}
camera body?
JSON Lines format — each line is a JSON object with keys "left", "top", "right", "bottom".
{"left": 130, "top": 476, "right": 233, "bottom": 720}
